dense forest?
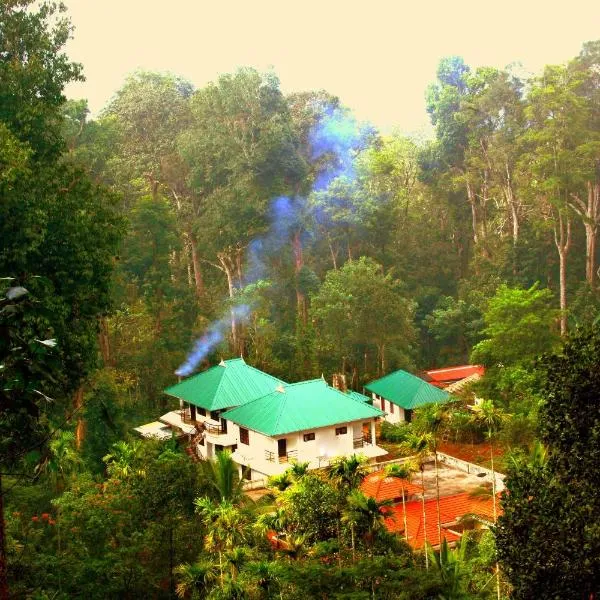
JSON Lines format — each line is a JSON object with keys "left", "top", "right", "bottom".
{"left": 1, "top": 1, "right": 600, "bottom": 598}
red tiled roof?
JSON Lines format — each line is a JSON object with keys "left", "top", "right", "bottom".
{"left": 384, "top": 492, "right": 500, "bottom": 549}
{"left": 425, "top": 365, "right": 484, "bottom": 386}
{"left": 360, "top": 471, "right": 422, "bottom": 502}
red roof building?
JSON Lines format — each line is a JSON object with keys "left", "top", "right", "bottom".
{"left": 384, "top": 492, "right": 500, "bottom": 549}
{"left": 360, "top": 470, "right": 423, "bottom": 502}
{"left": 425, "top": 365, "right": 485, "bottom": 389}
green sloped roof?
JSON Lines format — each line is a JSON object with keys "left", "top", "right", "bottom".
{"left": 346, "top": 390, "right": 371, "bottom": 403}
{"left": 222, "top": 379, "right": 384, "bottom": 436}
{"left": 365, "top": 370, "right": 450, "bottom": 410}
{"left": 164, "top": 358, "right": 285, "bottom": 411}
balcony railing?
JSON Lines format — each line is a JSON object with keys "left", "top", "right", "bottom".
{"left": 278, "top": 449, "right": 298, "bottom": 463}
{"left": 353, "top": 436, "right": 365, "bottom": 449}
{"left": 265, "top": 449, "right": 299, "bottom": 463}
{"left": 204, "top": 422, "right": 225, "bottom": 436}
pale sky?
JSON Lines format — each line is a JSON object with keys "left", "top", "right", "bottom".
{"left": 62, "top": 0, "right": 600, "bottom": 135}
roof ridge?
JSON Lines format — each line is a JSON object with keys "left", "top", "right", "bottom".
{"left": 244, "top": 362, "right": 285, "bottom": 384}
{"left": 271, "top": 387, "right": 289, "bottom": 434}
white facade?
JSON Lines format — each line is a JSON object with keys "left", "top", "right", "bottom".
{"left": 371, "top": 394, "right": 411, "bottom": 424}
{"left": 226, "top": 418, "right": 386, "bottom": 481}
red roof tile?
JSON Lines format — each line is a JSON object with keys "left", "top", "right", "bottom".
{"left": 360, "top": 471, "right": 422, "bottom": 502}
{"left": 425, "top": 365, "right": 484, "bottom": 386}
{"left": 384, "top": 492, "right": 500, "bottom": 549}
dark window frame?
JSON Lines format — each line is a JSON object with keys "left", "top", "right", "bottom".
{"left": 335, "top": 426, "right": 348, "bottom": 436}
{"left": 303, "top": 432, "right": 315, "bottom": 442}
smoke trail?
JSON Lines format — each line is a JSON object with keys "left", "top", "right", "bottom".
{"left": 175, "top": 304, "right": 250, "bottom": 376}
{"left": 175, "top": 105, "right": 374, "bottom": 376}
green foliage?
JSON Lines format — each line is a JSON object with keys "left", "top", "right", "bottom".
{"left": 379, "top": 421, "right": 411, "bottom": 443}
{"left": 310, "top": 256, "right": 415, "bottom": 379}
{"left": 497, "top": 327, "right": 600, "bottom": 598}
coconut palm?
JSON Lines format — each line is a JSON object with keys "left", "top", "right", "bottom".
{"left": 385, "top": 460, "right": 418, "bottom": 542}
{"left": 470, "top": 399, "right": 509, "bottom": 600}
{"left": 403, "top": 432, "right": 434, "bottom": 569}
{"left": 200, "top": 450, "right": 246, "bottom": 504}
{"left": 247, "top": 561, "right": 282, "bottom": 600}
{"left": 175, "top": 561, "right": 218, "bottom": 599}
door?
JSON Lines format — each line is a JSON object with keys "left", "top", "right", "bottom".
{"left": 220, "top": 417, "right": 228, "bottom": 434}
{"left": 277, "top": 438, "right": 287, "bottom": 459}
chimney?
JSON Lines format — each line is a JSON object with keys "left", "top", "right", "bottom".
{"left": 332, "top": 373, "right": 347, "bottom": 392}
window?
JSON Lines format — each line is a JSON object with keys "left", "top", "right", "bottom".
{"left": 381, "top": 398, "right": 386, "bottom": 412}
{"left": 303, "top": 432, "right": 315, "bottom": 442}
{"left": 210, "top": 410, "right": 220, "bottom": 421}
{"left": 335, "top": 426, "right": 347, "bottom": 436}
{"left": 240, "top": 427, "right": 249, "bottom": 445}
{"left": 390, "top": 402, "right": 394, "bottom": 414}
{"left": 198, "top": 408, "right": 206, "bottom": 417}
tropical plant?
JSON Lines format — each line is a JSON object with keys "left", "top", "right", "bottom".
{"left": 200, "top": 451, "right": 246, "bottom": 504}
{"left": 175, "top": 561, "right": 218, "bottom": 599}
{"left": 386, "top": 461, "right": 418, "bottom": 542}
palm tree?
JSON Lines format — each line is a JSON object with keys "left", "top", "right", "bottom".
{"left": 414, "top": 403, "right": 452, "bottom": 548}
{"left": 195, "top": 497, "right": 250, "bottom": 584}
{"left": 327, "top": 454, "right": 368, "bottom": 492}
{"left": 174, "top": 561, "right": 218, "bottom": 599}
{"left": 428, "top": 538, "right": 470, "bottom": 600}
{"left": 403, "top": 432, "right": 434, "bottom": 569}
{"left": 342, "top": 489, "right": 392, "bottom": 559}
{"left": 327, "top": 454, "right": 368, "bottom": 563}
{"left": 385, "top": 460, "right": 418, "bottom": 542}
{"left": 200, "top": 450, "right": 246, "bottom": 504}
{"left": 470, "top": 399, "right": 509, "bottom": 600}
{"left": 103, "top": 440, "right": 142, "bottom": 478}
{"left": 247, "top": 561, "right": 282, "bottom": 600}
{"left": 37, "top": 430, "right": 82, "bottom": 492}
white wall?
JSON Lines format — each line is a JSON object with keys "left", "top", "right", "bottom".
{"left": 371, "top": 393, "right": 405, "bottom": 424}
{"left": 226, "top": 417, "right": 381, "bottom": 476}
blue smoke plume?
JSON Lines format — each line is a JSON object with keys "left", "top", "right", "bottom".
{"left": 175, "top": 105, "right": 374, "bottom": 377}
{"left": 175, "top": 304, "right": 250, "bottom": 376}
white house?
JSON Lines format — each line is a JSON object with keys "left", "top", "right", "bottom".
{"left": 221, "top": 379, "right": 387, "bottom": 481}
{"left": 159, "top": 358, "right": 284, "bottom": 460}
{"left": 364, "top": 369, "right": 451, "bottom": 424}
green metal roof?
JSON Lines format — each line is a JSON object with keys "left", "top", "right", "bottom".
{"left": 222, "top": 379, "right": 384, "bottom": 436}
{"left": 365, "top": 370, "right": 450, "bottom": 410}
{"left": 346, "top": 390, "right": 372, "bottom": 403}
{"left": 164, "top": 358, "right": 285, "bottom": 411}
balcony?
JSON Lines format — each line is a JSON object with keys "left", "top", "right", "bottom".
{"left": 353, "top": 432, "right": 373, "bottom": 449}
{"left": 264, "top": 449, "right": 298, "bottom": 463}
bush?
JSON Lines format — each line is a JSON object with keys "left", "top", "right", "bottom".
{"left": 380, "top": 421, "right": 411, "bottom": 443}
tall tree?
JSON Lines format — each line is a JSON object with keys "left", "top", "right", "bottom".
{"left": 497, "top": 327, "right": 600, "bottom": 598}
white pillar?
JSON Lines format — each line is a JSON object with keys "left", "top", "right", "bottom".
{"left": 370, "top": 420, "right": 376, "bottom": 446}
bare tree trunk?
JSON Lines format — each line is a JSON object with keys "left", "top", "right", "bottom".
{"left": 189, "top": 235, "right": 205, "bottom": 297}
{"left": 0, "top": 474, "right": 8, "bottom": 600}
{"left": 570, "top": 182, "right": 600, "bottom": 290}
{"left": 326, "top": 233, "right": 338, "bottom": 270}
{"left": 292, "top": 230, "right": 307, "bottom": 325}
{"left": 554, "top": 210, "right": 572, "bottom": 337}
{"left": 466, "top": 180, "right": 479, "bottom": 245}
{"left": 98, "top": 317, "right": 110, "bottom": 366}
{"left": 503, "top": 161, "right": 520, "bottom": 245}
{"left": 74, "top": 385, "right": 85, "bottom": 450}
